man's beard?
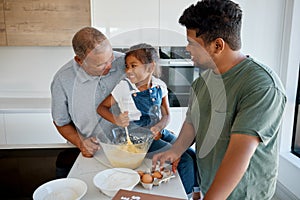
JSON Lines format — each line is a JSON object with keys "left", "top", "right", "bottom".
{"left": 194, "top": 62, "right": 215, "bottom": 72}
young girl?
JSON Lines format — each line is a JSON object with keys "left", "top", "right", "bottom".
{"left": 98, "top": 43, "right": 175, "bottom": 148}
{"left": 97, "top": 43, "right": 197, "bottom": 195}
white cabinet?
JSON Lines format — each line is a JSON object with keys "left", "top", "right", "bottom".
{"left": 91, "top": 0, "right": 196, "bottom": 47}
{"left": 2, "top": 108, "right": 187, "bottom": 145}
{"left": 159, "top": 0, "right": 195, "bottom": 46}
{"left": 4, "top": 113, "right": 66, "bottom": 145}
{"left": 0, "top": 114, "right": 5, "bottom": 144}
{"left": 92, "top": 0, "right": 160, "bottom": 47}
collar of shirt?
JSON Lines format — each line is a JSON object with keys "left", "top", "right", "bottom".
{"left": 126, "top": 76, "right": 161, "bottom": 92}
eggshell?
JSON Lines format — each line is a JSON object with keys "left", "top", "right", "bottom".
{"left": 137, "top": 170, "right": 144, "bottom": 178}
{"left": 152, "top": 171, "right": 163, "bottom": 179}
{"left": 141, "top": 173, "right": 153, "bottom": 183}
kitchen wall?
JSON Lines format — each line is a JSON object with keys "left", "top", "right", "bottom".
{"left": 0, "top": 0, "right": 285, "bottom": 98}
{"left": 0, "top": 46, "right": 73, "bottom": 98}
{"left": 0, "top": 0, "right": 286, "bottom": 98}
{"left": 276, "top": 0, "right": 300, "bottom": 199}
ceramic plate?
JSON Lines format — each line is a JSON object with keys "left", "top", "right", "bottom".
{"left": 33, "top": 178, "right": 87, "bottom": 200}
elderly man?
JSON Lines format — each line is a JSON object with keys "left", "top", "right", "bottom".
{"left": 51, "top": 27, "right": 125, "bottom": 158}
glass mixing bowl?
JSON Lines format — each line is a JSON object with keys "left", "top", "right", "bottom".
{"left": 97, "top": 126, "right": 154, "bottom": 169}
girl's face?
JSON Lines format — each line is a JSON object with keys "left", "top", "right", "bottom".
{"left": 125, "top": 55, "right": 153, "bottom": 85}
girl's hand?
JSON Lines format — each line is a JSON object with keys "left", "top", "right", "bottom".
{"left": 150, "top": 126, "right": 162, "bottom": 140}
{"left": 115, "top": 111, "right": 130, "bottom": 127}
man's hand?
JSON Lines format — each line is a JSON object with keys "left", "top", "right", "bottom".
{"left": 171, "top": 158, "right": 180, "bottom": 173}
{"left": 152, "top": 149, "right": 181, "bottom": 173}
{"left": 79, "top": 137, "right": 100, "bottom": 157}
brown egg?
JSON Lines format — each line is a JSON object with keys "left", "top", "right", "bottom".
{"left": 141, "top": 173, "right": 153, "bottom": 183}
{"left": 152, "top": 171, "right": 163, "bottom": 179}
{"left": 137, "top": 170, "right": 144, "bottom": 178}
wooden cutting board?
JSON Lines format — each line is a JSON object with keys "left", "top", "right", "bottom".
{"left": 112, "top": 189, "right": 186, "bottom": 200}
{"left": 0, "top": 0, "right": 90, "bottom": 46}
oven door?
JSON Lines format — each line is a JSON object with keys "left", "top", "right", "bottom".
{"left": 160, "top": 59, "right": 199, "bottom": 107}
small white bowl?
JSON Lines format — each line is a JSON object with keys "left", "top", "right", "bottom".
{"left": 93, "top": 168, "right": 140, "bottom": 197}
{"left": 33, "top": 178, "right": 87, "bottom": 200}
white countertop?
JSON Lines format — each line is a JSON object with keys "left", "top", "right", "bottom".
{"left": 0, "top": 143, "right": 74, "bottom": 149}
{"left": 0, "top": 97, "right": 51, "bottom": 113}
{"left": 68, "top": 150, "right": 188, "bottom": 200}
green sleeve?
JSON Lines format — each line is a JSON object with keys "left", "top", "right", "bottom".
{"left": 231, "top": 86, "right": 286, "bottom": 144}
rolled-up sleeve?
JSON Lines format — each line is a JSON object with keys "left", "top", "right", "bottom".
{"left": 51, "top": 75, "right": 71, "bottom": 126}
{"left": 231, "top": 87, "right": 286, "bottom": 145}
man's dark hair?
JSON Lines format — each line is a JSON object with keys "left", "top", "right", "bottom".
{"left": 179, "top": 0, "right": 242, "bottom": 50}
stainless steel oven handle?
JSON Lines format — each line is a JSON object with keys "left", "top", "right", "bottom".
{"left": 168, "top": 61, "right": 193, "bottom": 65}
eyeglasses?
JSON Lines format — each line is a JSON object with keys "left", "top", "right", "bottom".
{"left": 97, "top": 54, "right": 114, "bottom": 68}
{"left": 83, "top": 54, "right": 115, "bottom": 69}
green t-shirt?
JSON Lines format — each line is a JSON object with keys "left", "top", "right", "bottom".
{"left": 186, "top": 57, "right": 286, "bottom": 199}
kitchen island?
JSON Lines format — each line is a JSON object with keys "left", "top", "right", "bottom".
{"left": 68, "top": 149, "right": 188, "bottom": 199}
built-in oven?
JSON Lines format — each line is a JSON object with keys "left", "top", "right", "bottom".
{"left": 159, "top": 47, "right": 200, "bottom": 107}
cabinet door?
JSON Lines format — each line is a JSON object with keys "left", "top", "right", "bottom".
{"left": 2, "top": 0, "right": 90, "bottom": 46}
{"left": 0, "top": 0, "right": 6, "bottom": 45}
{"left": 0, "top": 114, "right": 5, "bottom": 144}
{"left": 5, "top": 113, "right": 66, "bottom": 144}
{"left": 159, "top": 0, "right": 195, "bottom": 46}
{"left": 92, "top": 0, "right": 160, "bottom": 47}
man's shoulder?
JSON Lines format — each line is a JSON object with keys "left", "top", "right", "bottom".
{"left": 241, "top": 57, "right": 274, "bottom": 79}
{"left": 111, "top": 51, "right": 125, "bottom": 72}
{"left": 113, "top": 51, "right": 125, "bottom": 65}
{"left": 113, "top": 51, "right": 125, "bottom": 58}
{"left": 53, "top": 59, "right": 77, "bottom": 80}
{"left": 242, "top": 58, "right": 285, "bottom": 93}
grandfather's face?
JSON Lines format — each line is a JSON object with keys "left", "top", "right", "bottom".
{"left": 77, "top": 40, "right": 114, "bottom": 76}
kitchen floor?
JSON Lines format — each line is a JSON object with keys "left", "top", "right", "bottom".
{"left": 0, "top": 148, "right": 79, "bottom": 200}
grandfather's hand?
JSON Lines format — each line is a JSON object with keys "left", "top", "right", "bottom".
{"left": 152, "top": 150, "right": 181, "bottom": 173}
{"left": 79, "top": 137, "right": 100, "bottom": 157}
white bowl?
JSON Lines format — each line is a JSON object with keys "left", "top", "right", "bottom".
{"left": 93, "top": 168, "right": 140, "bottom": 197}
{"left": 33, "top": 178, "right": 87, "bottom": 200}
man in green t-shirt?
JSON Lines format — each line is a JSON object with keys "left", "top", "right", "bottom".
{"left": 152, "top": 0, "right": 287, "bottom": 199}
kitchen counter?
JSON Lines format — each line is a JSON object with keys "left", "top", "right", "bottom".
{"left": 0, "top": 97, "right": 67, "bottom": 145}
{"left": 68, "top": 150, "right": 188, "bottom": 200}
{"left": 0, "top": 97, "right": 51, "bottom": 113}
{"left": 0, "top": 143, "right": 74, "bottom": 149}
